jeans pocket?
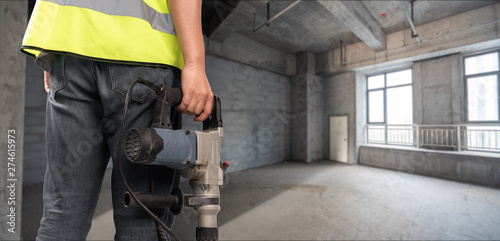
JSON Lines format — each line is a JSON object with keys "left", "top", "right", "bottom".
{"left": 49, "top": 55, "right": 67, "bottom": 99}
{"left": 109, "top": 64, "right": 169, "bottom": 103}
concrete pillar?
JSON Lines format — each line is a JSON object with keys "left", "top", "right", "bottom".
{"left": 291, "top": 74, "right": 307, "bottom": 161}
{"left": 291, "top": 52, "right": 324, "bottom": 163}
{"left": 419, "top": 55, "right": 458, "bottom": 125}
{"left": 355, "top": 72, "right": 367, "bottom": 162}
{"left": 412, "top": 61, "right": 423, "bottom": 125}
{"left": 0, "top": 1, "right": 27, "bottom": 240}
{"left": 414, "top": 55, "right": 463, "bottom": 125}
{"left": 450, "top": 54, "right": 464, "bottom": 124}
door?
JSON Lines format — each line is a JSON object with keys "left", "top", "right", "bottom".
{"left": 329, "top": 115, "right": 348, "bottom": 163}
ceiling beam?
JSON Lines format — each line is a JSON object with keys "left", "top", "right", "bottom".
{"left": 317, "top": 0, "right": 387, "bottom": 51}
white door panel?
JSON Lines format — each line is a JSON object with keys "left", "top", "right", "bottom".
{"left": 329, "top": 115, "right": 348, "bottom": 163}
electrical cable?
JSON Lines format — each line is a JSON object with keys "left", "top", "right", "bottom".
{"left": 117, "top": 78, "right": 181, "bottom": 241}
{"left": 150, "top": 166, "right": 169, "bottom": 241}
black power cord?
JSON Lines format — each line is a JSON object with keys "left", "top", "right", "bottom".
{"left": 117, "top": 78, "right": 181, "bottom": 241}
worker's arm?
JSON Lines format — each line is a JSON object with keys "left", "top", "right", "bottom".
{"left": 167, "top": 0, "right": 213, "bottom": 122}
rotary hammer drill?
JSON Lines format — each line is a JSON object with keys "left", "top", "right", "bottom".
{"left": 118, "top": 79, "right": 227, "bottom": 241}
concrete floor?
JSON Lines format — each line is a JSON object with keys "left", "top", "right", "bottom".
{"left": 27, "top": 161, "right": 500, "bottom": 240}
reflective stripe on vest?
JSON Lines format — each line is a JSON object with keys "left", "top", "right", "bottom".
{"left": 46, "top": 0, "right": 176, "bottom": 36}
{"left": 21, "top": 0, "right": 184, "bottom": 70}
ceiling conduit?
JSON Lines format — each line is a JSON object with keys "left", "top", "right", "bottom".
{"left": 253, "top": 0, "right": 302, "bottom": 32}
{"left": 400, "top": 0, "right": 421, "bottom": 43}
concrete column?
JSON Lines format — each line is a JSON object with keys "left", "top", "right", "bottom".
{"left": 291, "top": 74, "right": 307, "bottom": 162}
{"left": 420, "top": 55, "right": 456, "bottom": 125}
{"left": 412, "top": 61, "right": 423, "bottom": 125}
{"left": 355, "top": 72, "right": 367, "bottom": 162}
{"left": 450, "top": 54, "right": 464, "bottom": 124}
{"left": 0, "top": 1, "right": 27, "bottom": 240}
{"left": 291, "top": 52, "right": 324, "bottom": 163}
{"left": 307, "top": 72, "right": 324, "bottom": 163}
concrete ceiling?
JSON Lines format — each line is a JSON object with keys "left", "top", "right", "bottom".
{"left": 203, "top": 0, "right": 498, "bottom": 54}
{"left": 363, "top": 0, "right": 497, "bottom": 33}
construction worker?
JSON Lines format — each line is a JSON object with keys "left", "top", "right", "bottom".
{"left": 21, "top": 0, "right": 212, "bottom": 240}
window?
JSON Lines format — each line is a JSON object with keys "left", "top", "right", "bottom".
{"left": 366, "top": 69, "right": 413, "bottom": 145}
{"left": 367, "top": 69, "right": 413, "bottom": 125}
{"left": 464, "top": 51, "right": 500, "bottom": 151}
{"left": 464, "top": 51, "right": 500, "bottom": 123}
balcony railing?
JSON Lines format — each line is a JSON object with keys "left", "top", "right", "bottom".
{"left": 366, "top": 124, "right": 500, "bottom": 152}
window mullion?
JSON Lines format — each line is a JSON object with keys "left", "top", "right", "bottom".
{"left": 384, "top": 73, "right": 387, "bottom": 125}
{"left": 384, "top": 73, "right": 388, "bottom": 143}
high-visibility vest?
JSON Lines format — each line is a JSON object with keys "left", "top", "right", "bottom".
{"left": 21, "top": 0, "right": 184, "bottom": 70}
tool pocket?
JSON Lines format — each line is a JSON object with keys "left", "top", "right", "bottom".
{"left": 109, "top": 64, "right": 170, "bottom": 103}
{"left": 49, "top": 55, "right": 67, "bottom": 99}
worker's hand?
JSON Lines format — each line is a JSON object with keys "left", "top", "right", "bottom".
{"left": 177, "top": 62, "right": 213, "bottom": 122}
{"left": 44, "top": 71, "right": 50, "bottom": 93}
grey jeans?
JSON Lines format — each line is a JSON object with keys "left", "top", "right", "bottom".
{"left": 37, "top": 55, "right": 180, "bottom": 241}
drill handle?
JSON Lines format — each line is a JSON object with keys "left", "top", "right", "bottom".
{"left": 150, "top": 86, "right": 223, "bottom": 131}
{"left": 150, "top": 87, "right": 182, "bottom": 129}
{"left": 203, "top": 95, "right": 223, "bottom": 131}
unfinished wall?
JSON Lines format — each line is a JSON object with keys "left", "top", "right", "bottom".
{"left": 413, "top": 54, "right": 464, "bottom": 125}
{"left": 183, "top": 55, "right": 292, "bottom": 172}
{"left": 206, "top": 33, "right": 296, "bottom": 76}
{"left": 360, "top": 145, "right": 500, "bottom": 187}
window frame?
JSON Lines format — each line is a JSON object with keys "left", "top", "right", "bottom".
{"left": 366, "top": 68, "right": 413, "bottom": 125}
{"left": 464, "top": 50, "right": 500, "bottom": 124}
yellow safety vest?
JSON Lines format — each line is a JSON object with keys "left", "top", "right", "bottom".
{"left": 21, "top": 0, "right": 184, "bottom": 70}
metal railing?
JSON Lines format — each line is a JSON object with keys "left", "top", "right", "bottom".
{"left": 366, "top": 124, "right": 500, "bottom": 152}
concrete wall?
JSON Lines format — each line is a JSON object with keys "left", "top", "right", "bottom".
{"left": 206, "top": 33, "right": 296, "bottom": 76}
{"left": 323, "top": 71, "right": 358, "bottom": 164}
{"left": 359, "top": 145, "right": 500, "bottom": 187}
{"left": 413, "top": 54, "right": 464, "bottom": 125}
{"left": 183, "top": 54, "right": 292, "bottom": 172}
{"left": 0, "top": 2, "right": 27, "bottom": 240}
